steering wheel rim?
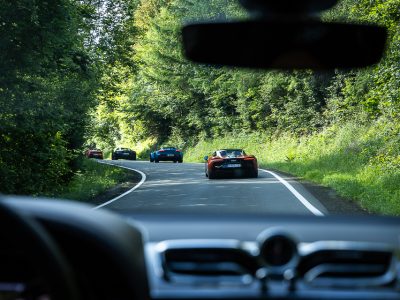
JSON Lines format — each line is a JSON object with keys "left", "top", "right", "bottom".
{"left": 0, "top": 200, "right": 80, "bottom": 300}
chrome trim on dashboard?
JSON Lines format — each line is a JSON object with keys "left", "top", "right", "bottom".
{"left": 155, "top": 239, "right": 245, "bottom": 252}
{"left": 298, "top": 240, "right": 395, "bottom": 256}
{"left": 147, "top": 238, "right": 398, "bottom": 291}
{"left": 150, "top": 239, "right": 259, "bottom": 286}
{"left": 303, "top": 260, "right": 397, "bottom": 288}
{"left": 298, "top": 240, "right": 397, "bottom": 288}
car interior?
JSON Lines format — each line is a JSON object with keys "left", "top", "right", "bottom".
{"left": 0, "top": 0, "right": 398, "bottom": 300}
{"left": 1, "top": 196, "right": 400, "bottom": 300}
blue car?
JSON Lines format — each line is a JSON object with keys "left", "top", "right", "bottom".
{"left": 150, "top": 147, "right": 183, "bottom": 163}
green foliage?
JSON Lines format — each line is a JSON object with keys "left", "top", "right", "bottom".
{"left": 93, "top": 0, "right": 400, "bottom": 150}
{"left": 0, "top": 0, "right": 99, "bottom": 195}
{"left": 51, "top": 159, "right": 133, "bottom": 201}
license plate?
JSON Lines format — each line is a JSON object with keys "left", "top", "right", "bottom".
{"left": 225, "top": 164, "right": 241, "bottom": 168}
{"left": 167, "top": 154, "right": 174, "bottom": 157}
{"left": 123, "top": 153, "right": 129, "bottom": 156}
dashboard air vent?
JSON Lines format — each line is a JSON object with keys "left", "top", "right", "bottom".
{"left": 163, "top": 247, "right": 258, "bottom": 277}
{"left": 297, "top": 247, "right": 395, "bottom": 288}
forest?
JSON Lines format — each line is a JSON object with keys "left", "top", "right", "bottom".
{"left": 1, "top": 0, "right": 399, "bottom": 213}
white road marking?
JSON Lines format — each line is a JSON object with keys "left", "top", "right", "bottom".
{"left": 93, "top": 161, "right": 146, "bottom": 210}
{"left": 260, "top": 169, "right": 325, "bottom": 216}
{"left": 93, "top": 161, "right": 324, "bottom": 216}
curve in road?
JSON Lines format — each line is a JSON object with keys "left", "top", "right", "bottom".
{"left": 95, "top": 161, "right": 329, "bottom": 216}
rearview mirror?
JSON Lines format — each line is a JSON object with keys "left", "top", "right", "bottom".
{"left": 239, "top": 0, "right": 339, "bottom": 14}
{"left": 182, "top": 21, "right": 387, "bottom": 70}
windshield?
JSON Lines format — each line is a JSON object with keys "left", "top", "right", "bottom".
{"left": 217, "top": 150, "right": 245, "bottom": 158}
{"left": 1, "top": 0, "right": 399, "bottom": 217}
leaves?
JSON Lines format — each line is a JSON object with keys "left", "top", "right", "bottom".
{"left": 0, "top": 0, "right": 102, "bottom": 194}
{"left": 90, "top": 0, "right": 399, "bottom": 154}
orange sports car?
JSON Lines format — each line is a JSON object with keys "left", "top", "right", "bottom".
{"left": 204, "top": 149, "right": 258, "bottom": 179}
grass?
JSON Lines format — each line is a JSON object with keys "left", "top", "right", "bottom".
{"left": 51, "top": 159, "right": 133, "bottom": 202}
{"left": 183, "top": 119, "right": 400, "bottom": 216}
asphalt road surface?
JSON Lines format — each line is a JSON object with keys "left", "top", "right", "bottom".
{"left": 97, "top": 160, "right": 332, "bottom": 216}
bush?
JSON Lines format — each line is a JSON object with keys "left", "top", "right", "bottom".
{"left": 49, "top": 159, "right": 132, "bottom": 202}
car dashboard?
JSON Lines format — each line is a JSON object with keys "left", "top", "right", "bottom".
{"left": 135, "top": 213, "right": 400, "bottom": 300}
{"left": 1, "top": 197, "right": 400, "bottom": 300}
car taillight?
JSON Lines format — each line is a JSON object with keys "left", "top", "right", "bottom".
{"left": 159, "top": 150, "right": 165, "bottom": 152}
{"left": 211, "top": 158, "right": 223, "bottom": 161}
{"left": 176, "top": 150, "right": 181, "bottom": 152}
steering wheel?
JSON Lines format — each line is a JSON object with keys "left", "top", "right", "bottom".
{"left": 0, "top": 201, "right": 80, "bottom": 300}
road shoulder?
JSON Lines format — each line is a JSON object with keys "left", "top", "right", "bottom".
{"left": 266, "top": 168, "right": 369, "bottom": 215}
{"left": 86, "top": 168, "right": 142, "bottom": 206}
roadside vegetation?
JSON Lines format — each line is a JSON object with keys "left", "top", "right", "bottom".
{"left": 184, "top": 118, "right": 400, "bottom": 215}
{"left": 1, "top": 0, "right": 399, "bottom": 214}
{"left": 47, "top": 159, "right": 133, "bottom": 202}
{"left": 0, "top": 0, "right": 138, "bottom": 195}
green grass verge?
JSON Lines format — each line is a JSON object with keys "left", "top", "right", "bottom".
{"left": 183, "top": 119, "right": 400, "bottom": 216}
{"left": 50, "top": 159, "right": 132, "bottom": 202}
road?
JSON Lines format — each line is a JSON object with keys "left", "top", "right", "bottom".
{"left": 97, "top": 160, "right": 330, "bottom": 215}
